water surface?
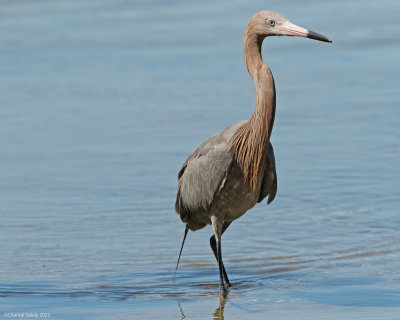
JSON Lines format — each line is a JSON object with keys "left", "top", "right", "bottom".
{"left": 0, "top": 0, "right": 399, "bottom": 319}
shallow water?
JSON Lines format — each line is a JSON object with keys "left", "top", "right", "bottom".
{"left": 0, "top": 0, "right": 399, "bottom": 319}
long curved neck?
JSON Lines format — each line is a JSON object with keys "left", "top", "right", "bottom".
{"left": 244, "top": 30, "right": 276, "bottom": 138}
{"left": 231, "top": 28, "right": 276, "bottom": 190}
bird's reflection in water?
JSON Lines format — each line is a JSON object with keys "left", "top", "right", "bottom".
{"left": 178, "top": 296, "right": 226, "bottom": 320}
{"left": 178, "top": 302, "right": 185, "bottom": 320}
{"left": 213, "top": 296, "right": 226, "bottom": 320}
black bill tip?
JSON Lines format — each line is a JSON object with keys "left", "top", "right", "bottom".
{"left": 307, "top": 30, "right": 332, "bottom": 43}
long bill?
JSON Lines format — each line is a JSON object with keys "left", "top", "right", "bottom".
{"left": 281, "top": 21, "right": 332, "bottom": 43}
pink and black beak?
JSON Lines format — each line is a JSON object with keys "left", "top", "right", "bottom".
{"left": 281, "top": 21, "right": 332, "bottom": 43}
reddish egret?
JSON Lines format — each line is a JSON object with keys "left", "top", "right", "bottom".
{"left": 174, "top": 10, "right": 331, "bottom": 296}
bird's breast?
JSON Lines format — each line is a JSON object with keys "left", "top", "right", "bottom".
{"left": 210, "top": 161, "right": 264, "bottom": 222}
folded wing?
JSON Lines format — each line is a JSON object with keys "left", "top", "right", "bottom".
{"left": 175, "top": 122, "right": 244, "bottom": 221}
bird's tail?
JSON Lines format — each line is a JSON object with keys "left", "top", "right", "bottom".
{"left": 174, "top": 224, "right": 189, "bottom": 278}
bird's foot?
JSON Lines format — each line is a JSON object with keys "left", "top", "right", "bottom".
{"left": 219, "top": 284, "right": 229, "bottom": 297}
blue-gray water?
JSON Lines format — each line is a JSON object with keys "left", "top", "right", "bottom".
{"left": 1, "top": 0, "right": 399, "bottom": 319}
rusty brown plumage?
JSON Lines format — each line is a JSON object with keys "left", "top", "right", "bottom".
{"left": 231, "top": 112, "right": 271, "bottom": 191}
{"left": 231, "top": 17, "right": 276, "bottom": 190}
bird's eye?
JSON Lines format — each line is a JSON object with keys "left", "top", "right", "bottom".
{"left": 267, "top": 19, "right": 275, "bottom": 27}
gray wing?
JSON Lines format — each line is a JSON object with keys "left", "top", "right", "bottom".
{"left": 175, "top": 122, "right": 245, "bottom": 221}
{"left": 258, "top": 142, "right": 278, "bottom": 204}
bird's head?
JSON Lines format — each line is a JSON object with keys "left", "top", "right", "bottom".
{"left": 249, "top": 10, "right": 332, "bottom": 43}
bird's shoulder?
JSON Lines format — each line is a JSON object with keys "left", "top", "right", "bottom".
{"left": 179, "top": 121, "right": 246, "bottom": 171}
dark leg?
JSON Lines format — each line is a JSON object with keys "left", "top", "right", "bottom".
{"left": 210, "top": 222, "right": 231, "bottom": 287}
{"left": 216, "top": 237, "right": 227, "bottom": 296}
{"left": 211, "top": 217, "right": 229, "bottom": 296}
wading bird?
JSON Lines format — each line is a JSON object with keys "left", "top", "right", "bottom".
{"left": 174, "top": 10, "right": 331, "bottom": 296}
